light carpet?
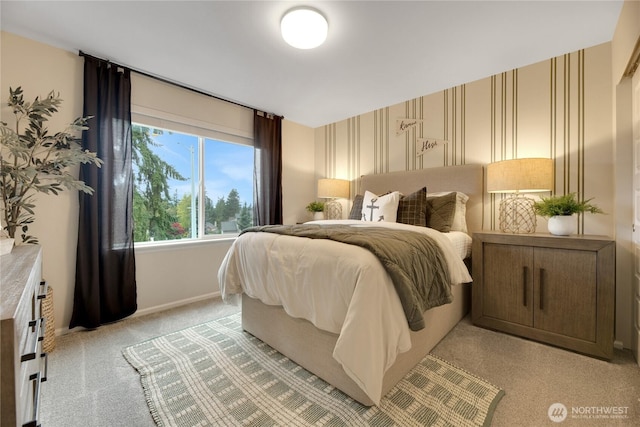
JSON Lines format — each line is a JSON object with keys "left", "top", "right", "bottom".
{"left": 123, "top": 313, "right": 504, "bottom": 427}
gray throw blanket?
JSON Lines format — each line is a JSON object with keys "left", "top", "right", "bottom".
{"left": 242, "top": 224, "right": 452, "bottom": 331}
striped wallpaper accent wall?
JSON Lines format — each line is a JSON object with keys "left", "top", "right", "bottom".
{"left": 550, "top": 51, "right": 588, "bottom": 233}
{"left": 317, "top": 44, "right": 612, "bottom": 234}
{"left": 403, "top": 99, "right": 416, "bottom": 171}
{"left": 578, "top": 50, "right": 586, "bottom": 234}
{"left": 490, "top": 71, "right": 518, "bottom": 162}
{"left": 347, "top": 116, "right": 360, "bottom": 198}
{"left": 373, "top": 107, "right": 390, "bottom": 174}
{"left": 550, "top": 56, "right": 558, "bottom": 193}
{"left": 322, "top": 123, "right": 334, "bottom": 178}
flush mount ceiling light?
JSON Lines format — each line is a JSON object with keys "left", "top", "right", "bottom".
{"left": 281, "top": 7, "right": 328, "bottom": 49}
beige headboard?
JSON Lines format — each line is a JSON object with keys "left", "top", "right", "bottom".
{"left": 358, "top": 164, "right": 485, "bottom": 234}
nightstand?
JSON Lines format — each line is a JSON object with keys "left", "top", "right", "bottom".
{"left": 471, "top": 231, "right": 615, "bottom": 359}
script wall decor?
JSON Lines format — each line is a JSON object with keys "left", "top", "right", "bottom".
{"left": 416, "top": 138, "right": 449, "bottom": 157}
{"left": 395, "top": 118, "right": 422, "bottom": 136}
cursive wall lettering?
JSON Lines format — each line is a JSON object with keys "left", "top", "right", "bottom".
{"left": 395, "top": 118, "right": 423, "bottom": 135}
{"left": 416, "top": 138, "right": 448, "bottom": 157}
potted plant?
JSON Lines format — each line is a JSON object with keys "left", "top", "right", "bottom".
{"left": 533, "top": 192, "right": 603, "bottom": 235}
{"left": 0, "top": 87, "right": 102, "bottom": 247}
{"left": 306, "top": 201, "right": 325, "bottom": 220}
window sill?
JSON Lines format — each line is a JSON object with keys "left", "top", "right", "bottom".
{"left": 134, "top": 236, "right": 236, "bottom": 254}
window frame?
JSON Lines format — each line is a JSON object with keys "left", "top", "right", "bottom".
{"left": 131, "top": 108, "right": 254, "bottom": 246}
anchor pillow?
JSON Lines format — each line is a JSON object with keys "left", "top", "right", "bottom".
{"left": 360, "top": 190, "right": 401, "bottom": 222}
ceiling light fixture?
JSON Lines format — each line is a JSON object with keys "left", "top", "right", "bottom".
{"left": 281, "top": 7, "right": 328, "bottom": 49}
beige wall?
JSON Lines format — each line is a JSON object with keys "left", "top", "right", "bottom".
{"left": 611, "top": 0, "right": 640, "bottom": 356}
{"left": 612, "top": 0, "right": 640, "bottom": 84}
{"left": 0, "top": 31, "right": 316, "bottom": 333}
{"left": 282, "top": 120, "right": 316, "bottom": 224}
{"left": 1, "top": 31, "right": 85, "bottom": 335}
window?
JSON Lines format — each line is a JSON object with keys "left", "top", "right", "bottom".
{"left": 132, "top": 123, "right": 254, "bottom": 243}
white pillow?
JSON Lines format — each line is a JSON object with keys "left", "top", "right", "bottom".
{"left": 361, "top": 191, "right": 401, "bottom": 222}
{"left": 427, "top": 191, "right": 469, "bottom": 232}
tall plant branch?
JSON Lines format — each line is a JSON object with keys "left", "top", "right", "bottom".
{"left": 0, "top": 87, "right": 102, "bottom": 244}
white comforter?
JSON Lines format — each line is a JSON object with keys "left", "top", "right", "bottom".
{"left": 217, "top": 220, "right": 472, "bottom": 405}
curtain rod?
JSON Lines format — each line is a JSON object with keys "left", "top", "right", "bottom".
{"left": 78, "top": 51, "right": 283, "bottom": 119}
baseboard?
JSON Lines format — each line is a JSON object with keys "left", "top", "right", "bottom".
{"left": 614, "top": 340, "right": 625, "bottom": 350}
{"left": 55, "top": 292, "right": 221, "bottom": 336}
{"left": 133, "top": 292, "right": 220, "bottom": 318}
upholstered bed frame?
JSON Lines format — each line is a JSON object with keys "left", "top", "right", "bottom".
{"left": 242, "top": 164, "right": 485, "bottom": 406}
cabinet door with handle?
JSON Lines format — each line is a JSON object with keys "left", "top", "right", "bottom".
{"left": 533, "top": 247, "right": 597, "bottom": 341}
{"left": 483, "top": 243, "right": 534, "bottom": 326}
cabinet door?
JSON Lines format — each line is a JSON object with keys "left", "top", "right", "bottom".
{"left": 533, "top": 247, "right": 597, "bottom": 341}
{"left": 483, "top": 243, "right": 534, "bottom": 326}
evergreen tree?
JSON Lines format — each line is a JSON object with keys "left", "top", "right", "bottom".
{"left": 224, "top": 189, "right": 241, "bottom": 221}
{"left": 214, "top": 197, "right": 226, "bottom": 233}
{"left": 131, "top": 125, "right": 186, "bottom": 241}
{"left": 237, "top": 202, "right": 253, "bottom": 230}
{"left": 133, "top": 191, "right": 151, "bottom": 242}
{"left": 204, "top": 194, "right": 216, "bottom": 233}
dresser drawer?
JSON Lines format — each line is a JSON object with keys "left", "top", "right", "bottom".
{"left": 19, "top": 369, "right": 44, "bottom": 427}
{"left": 1, "top": 245, "right": 45, "bottom": 427}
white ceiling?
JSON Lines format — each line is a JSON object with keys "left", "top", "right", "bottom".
{"left": 1, "top": 1, "right": 623, "bottom": 128}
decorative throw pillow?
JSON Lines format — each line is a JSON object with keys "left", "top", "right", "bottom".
{"left": 361, "top": 190, "right": 401, "bottom": 222}
{"left": 349, "top": 194, "right": 364, "bottom": 220}
{"left": 426, "top": 191, "right": 457, "bottom": 232}
{"left": 397, "top": 187, "right": 428, "bottom": 227}
{"left": 427, "top": 191, "right": 469, "bottom": 232}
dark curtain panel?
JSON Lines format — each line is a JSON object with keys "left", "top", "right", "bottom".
{"left": 253, "top": 111, "right": 283, "bottom": 225}
{"left": 70, "top": 56, "right": 137, "bottom": 329}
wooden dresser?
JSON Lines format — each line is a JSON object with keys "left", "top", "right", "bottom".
{"left": 472, "top": 232, "right": 615, "bottom": 359}
{"left": 1, "top": 245, "right": 48, "bottom": 427}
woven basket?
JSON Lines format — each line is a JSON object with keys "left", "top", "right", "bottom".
{"left": 42, "top": 285, "right": 56, "bottom": 353}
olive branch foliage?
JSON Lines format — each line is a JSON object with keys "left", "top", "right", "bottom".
{"left": 0, "top": 87, "right": 102, "bottom": 244}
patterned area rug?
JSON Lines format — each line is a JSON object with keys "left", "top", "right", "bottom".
{"left": 123, "top": 313, "right": 504, "bottom": 427}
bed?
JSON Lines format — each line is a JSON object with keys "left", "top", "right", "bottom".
{"left": 218, "top": 164, "right": 484, "bottom": 406}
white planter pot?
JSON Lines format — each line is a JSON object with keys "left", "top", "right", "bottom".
{"left": 547, "top": 215, "right": 575, "bottom": 236}
{"left": 312, "top": 211, "right": 324, "bottom": 221}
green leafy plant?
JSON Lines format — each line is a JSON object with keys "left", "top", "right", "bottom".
{"left": 305, "top": 201, "right": 325, "bottom": 212}
{"left": 533, "top": 193, "right": 604, "bottom": 218}
{"left": 0, "top": 87, "right": 103, "bottom": 244}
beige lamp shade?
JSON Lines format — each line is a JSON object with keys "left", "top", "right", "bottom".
{"left": 487, "top": 158, "right": 553, "bottom": 193}
{"left": 317, "top": 178, "right": 350, "bottom": 199}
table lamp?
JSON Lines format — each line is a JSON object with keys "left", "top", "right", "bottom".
{"left": 317, "top": 178, "right": 350, "bottom": 220}
{"left": 487, "top": 158, "right": 553, "bottom": 233}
